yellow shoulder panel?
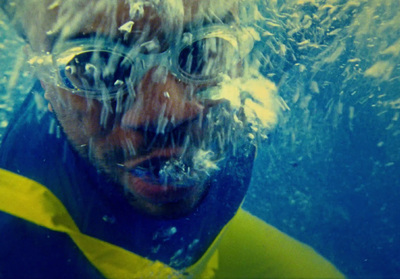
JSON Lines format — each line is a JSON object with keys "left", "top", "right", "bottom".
{"left": 0, "top": 168, "right": 180, "bottom": 279}
{"left": 0, "top": 168, "right": 345, "bottom": 278}
{"left": 213, "top": 209, "right": 346, "bottom": 279}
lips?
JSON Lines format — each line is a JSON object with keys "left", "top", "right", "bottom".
{"left": 122, "top": 147, "right": 199, "bottom": 203}
{"left": 118, "top": 102, "right": 227, "bottom": 205}
{"left": 123, "top": 147, "right": 183, "bottom": 170}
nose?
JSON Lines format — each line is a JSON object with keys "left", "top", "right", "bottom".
{"left": 120, "top": 67, "right": 204, "bottom": 132}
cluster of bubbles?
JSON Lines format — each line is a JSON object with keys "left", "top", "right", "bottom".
{"left": 34, "top": 0, "right": 284, "bottom": 181}
{"left": 1, "top": 1, "right": 400, "bottom": 276}
{"left": 2, "top": 0, "right": 399, "bottom": 175}
{"left": 244, "top": 1, "right": 400, "bottom": 278}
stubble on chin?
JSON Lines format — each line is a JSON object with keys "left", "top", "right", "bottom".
{"left": 121, "top": 172, "right": 211, "bottom": 218}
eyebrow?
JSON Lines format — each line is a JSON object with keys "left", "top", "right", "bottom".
{"left": 50, "top": 31, "right": 137, "bottom": 51}
{"left": 49, "top": 10, "right": 237, "bottom": 51}
{"left": 66, "top": 33, "right": 126, "bottom": 44}
{"left": 184, "top": 11, "right": 236, "bottom": 32}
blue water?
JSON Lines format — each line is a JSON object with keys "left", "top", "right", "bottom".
{"left": 242, "top": 2, "right": 400, "bottom": 278}
{"left": 244, "top": 72, "right": 400, "bottom": 278}
{"left": 1, "top": 2, "right": 400, "bottom": 278}
{"left": 0, "top": 10, "right": 33, "bottom": 141}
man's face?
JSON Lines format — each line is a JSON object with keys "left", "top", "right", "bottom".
{"left": 30, "top": 0, "right": 277, "bottom": 218}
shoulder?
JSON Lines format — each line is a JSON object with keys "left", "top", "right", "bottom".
{"left": 0, "top": 169, "right": 103, "bottom": 278}
{"left": 215, "top": 208, "right": 345, "bottom": 278}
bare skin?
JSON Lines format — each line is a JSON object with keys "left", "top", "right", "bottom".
{"left": 34, "top": 0, "right": 243, "bottom": 217}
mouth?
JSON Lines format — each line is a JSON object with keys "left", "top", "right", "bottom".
{"left": 114, "top": 102, "right": 236, "bottom": 208}
{"left": 121, "top": 148, "right": 204, "bottom": 204}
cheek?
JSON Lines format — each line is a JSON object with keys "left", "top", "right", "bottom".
{"left": 90, "top": 129, "right": 145, "bottom": 160}
{"left": 46, "top": 88, "right": 104, "bottom": 142}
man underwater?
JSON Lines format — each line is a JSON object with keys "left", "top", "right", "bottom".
{"left": 0, "top": 0, "right": 345, "bottom": 278}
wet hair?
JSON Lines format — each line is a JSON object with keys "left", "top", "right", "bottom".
{"left": 0, "top": 0, "right": 250, "bottom": 43}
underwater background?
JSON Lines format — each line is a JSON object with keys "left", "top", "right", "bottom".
{"left": 1, "top": 1, "right": 399, "bottom": 278}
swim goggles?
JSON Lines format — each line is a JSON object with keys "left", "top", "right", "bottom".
{"left": 29, "top": 24, "right": 254, "bottom": 100}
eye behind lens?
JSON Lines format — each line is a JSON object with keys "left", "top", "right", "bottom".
{"left": 58, "top": 50, "right": 133, "bottom": 94}
{"left": 177, "top": 37, "right": 240, "bottom": 82}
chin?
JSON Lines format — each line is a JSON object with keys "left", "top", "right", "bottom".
{"left": 121, "top": 171, "right": 210, "bottom": 218}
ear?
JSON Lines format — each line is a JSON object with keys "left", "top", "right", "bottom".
{"left": 40, "top": 80, "right": 54, "bottom": 112}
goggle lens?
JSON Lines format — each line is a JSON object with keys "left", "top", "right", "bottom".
{"left": 178, "top": 37, "right": 239, "bottom": 81}
{"left": 38, "top": 25, "right": 254, "bottom": 98}
{"left": 60, "top": 51, "right": 132, "bottom": 92}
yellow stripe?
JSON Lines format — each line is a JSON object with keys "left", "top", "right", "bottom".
{"left": 0, "top": 168, "right": 180, "bottom": 279}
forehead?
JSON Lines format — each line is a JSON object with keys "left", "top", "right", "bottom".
{"left": 38, "top": 0, "right": 238, "bottom": 43}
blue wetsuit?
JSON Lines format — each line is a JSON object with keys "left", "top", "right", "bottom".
{"left": 0, "top": 82, "right": 255, "bottom": 278}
